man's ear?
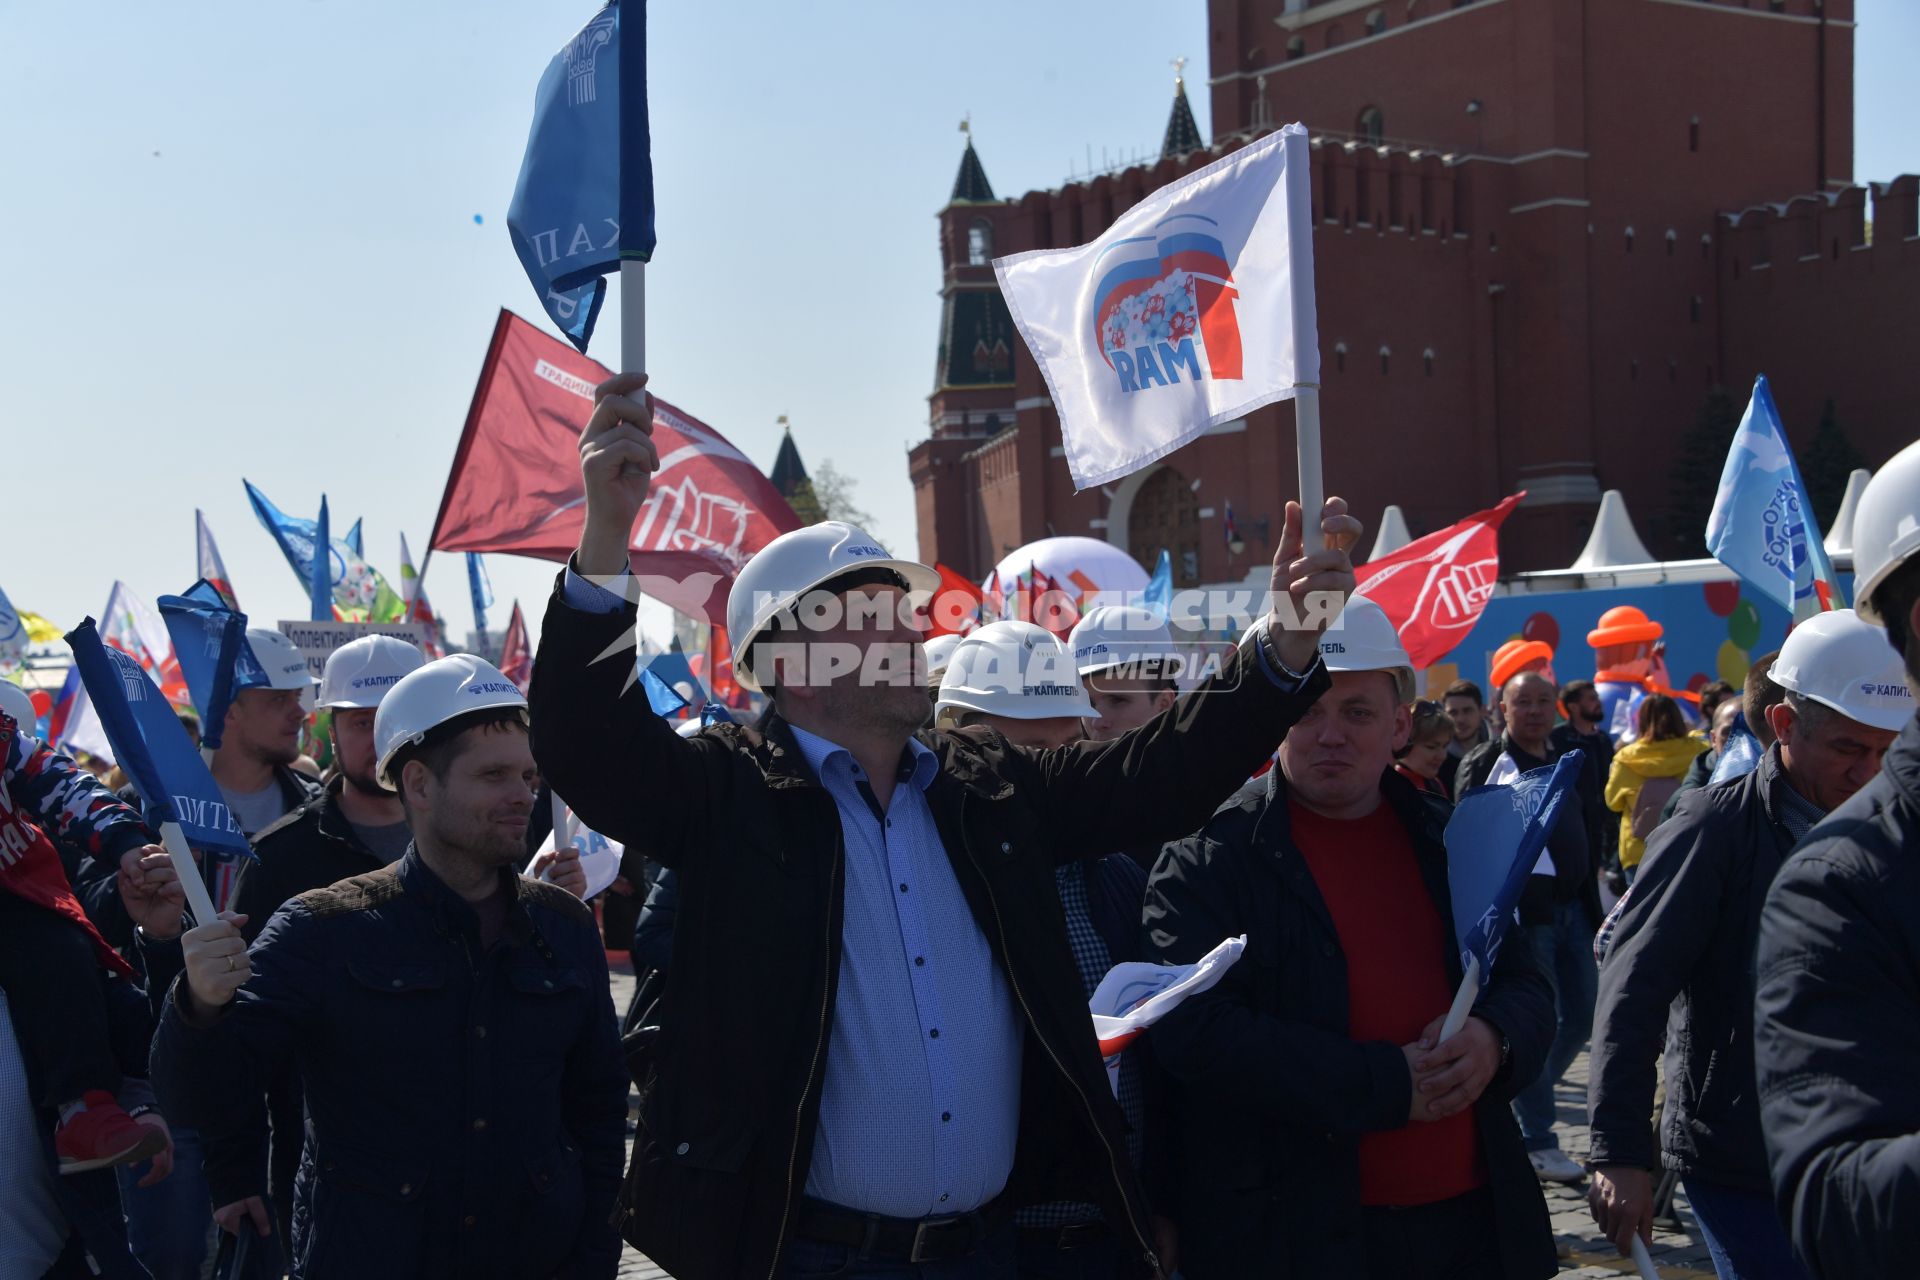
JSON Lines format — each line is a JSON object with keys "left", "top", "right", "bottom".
{"left": 1765, "top": 700, "right": 1795, "bottom": 746}
{"left": 1391, "top": 702, "right": 1413, "bottom": 753}
{"left": 399, "top": 758, "right": 432, "bottom": 812}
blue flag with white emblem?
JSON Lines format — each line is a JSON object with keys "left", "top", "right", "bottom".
{"left": 1444, "top": 751, "right": 1582, "bottom": 979}
{"left": 1143, "top": 550, "right": 1173, "bottom": 622}
{"left": 65, "top": 618, "right": 253, "bottom": 858}
{"left": 157, "top": 580, "right": 269, "bottom": 751}
{"left": 1706, "top": 375, "right": 1844, "bottom": 623}
{"left": 507, "top": 0, "right": 655, "bottom": 352}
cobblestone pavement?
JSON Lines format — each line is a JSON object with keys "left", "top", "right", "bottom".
{"left": 608, "top": 963, "right": 1717, "bottom": 1278}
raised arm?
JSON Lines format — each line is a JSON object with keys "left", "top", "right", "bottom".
{"left": 1017, "top": 498, "right": 1357, "bottom": 860}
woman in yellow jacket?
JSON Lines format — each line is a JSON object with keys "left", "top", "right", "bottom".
{"left": 1605, "top": 694, "right": 1708, "bottom": 881}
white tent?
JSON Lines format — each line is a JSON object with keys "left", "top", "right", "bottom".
{"left": 1822, "top": 467, "right": 1872, "bottom": 558}
{"left": 1568, "top": 490, "right": 1655, "bottom": 570}
{"left": 1365, "top": 504, "right": 1412, "bottom": 562}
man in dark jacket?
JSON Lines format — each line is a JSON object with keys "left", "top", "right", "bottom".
{"left": 1457, "top": 671, "right": 1596, "bottom": 1185}
{"left": 1755, "top": 444, "right": 1920, "bottom": 1280}
{"left": 150, "top": 657, "right": 628, "bottom": 1279}
{"left": 1589, "top": 609, "right": 1908, "bottom": 1278}
{"left": 1146, "top": 596, "right": 1557, "bottom": 1280}
{"left": 531, "top": 370, "right": 1359, "bottom": 1280}
{"left": 1551, "top": 679, "right": 1616, "bottom": 883}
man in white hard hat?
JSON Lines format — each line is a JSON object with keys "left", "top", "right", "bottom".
{"left": 150, "top": 655, "right": 628, "bottom": 1278}
{"left": 187, "top": 634, "right": 427, "bottom": 1248}
{"left": 528, "top": 372, "right": 1359, "bottom": 1280}
{"left": 1069, "top": 605, "right": 1184, "bottom": 744}
{"left": 935, "top": 621, "right": 1177, "bottom": 1277}
{"left": 1145, "top": 595, "right": 1557, "bottom": 1280}
{"left": 1590, "top": 608, "right": 1909, "bottom": 1277}
{"left": 208, "top": 628, "right": 322, "bottom": 844}
{"left": 1755, "top": 439, "right": 1920, "bottom": 1279}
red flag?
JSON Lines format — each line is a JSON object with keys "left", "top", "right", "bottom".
{"left": 429, "top": 311, "right": 803, "bottom": 623}
{"left": 499, "top": 601, "right": 532, "bottom": 691}
{"left": 1353, "top": 493, "right": 1524, "bottom": 669}
{"left": 1035, "top": 571, "right": 1080, "bottom": 641}
{"left": 707, "top": 624, "right": 750, "bottom": 709}
{"left": 926, "top": 563, "right": 984, "bottom": 638}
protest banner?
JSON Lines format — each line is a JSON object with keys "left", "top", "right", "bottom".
{"left": 276, "top": 620, "right": 431, "bottom": 680}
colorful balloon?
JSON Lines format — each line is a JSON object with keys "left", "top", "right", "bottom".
{"left": 1703, "top": 580, "right": 1741, "bottom": 618}
{"left": 1521, "top": 612, "right": 1560, "bottom": 650}
{"left": 1716, "top": 639, "right": 1751, "bottom": 686}
{"left": 1727, "top": 599, "right": 1762, "bottom": 651}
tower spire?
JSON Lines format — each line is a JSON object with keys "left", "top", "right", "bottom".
{"left": 950, "top": 115, "right": 995, "bottom": 203}
{"left": 1161, "top": 58, "right": 1204, "bottom": 161}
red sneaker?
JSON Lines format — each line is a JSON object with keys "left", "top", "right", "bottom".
{"left": 55, "top": 1091, "right": 168, "bottom": 1175}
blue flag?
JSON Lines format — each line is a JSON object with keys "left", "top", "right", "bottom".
{"left": 311, "top": 496, "right": 333, "bottom": 622}
{"left": 467, "top": 553, "right": 493, "bottom": 643}
{"left": 640, "top": 649, "right": 705, "bottom": 716}
{"left": 1710, "top": 725, "right": 1763, "bottom": 785}
{"left": 1444, "top": 751, "right": 1583, "bottom": 978}
{"left": 507, "top": 0, "right": 656, "bottom": 352}
{"left": 157, "top": 580, "right": 268, "bottom": 751}
{"left": 1143, "top": 549, "right": 1173, "bottom": 622}
{"left": 65, "top": 618, "right": 253, "bottom": 858}
{"left": 698, "top": 701, "right": 736, "bottom": 727}
{"left": 1706, "top": 375, "right": 1845, "bottom": 622}
{"left": 344, "top": 517, "right": 364, "bottom": 559}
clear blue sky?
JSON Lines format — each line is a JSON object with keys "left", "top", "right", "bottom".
{"left": 4, "top": 0, "right": 1913, "bottom": 643}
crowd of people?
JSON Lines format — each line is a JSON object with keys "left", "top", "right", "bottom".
{"left": 2, "top": 380, "right": 1919, "bottom": 1280}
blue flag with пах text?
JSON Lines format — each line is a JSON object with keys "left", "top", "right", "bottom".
{"left": 507, "top": 0, "right": 655, "bottom": 352}
{"left": 1444, "top": 751, "right": 1582, "bottom": 978}
{"left": 65, "top": 618, "right": 253, "bottom": 858}
{"left": 157, "top": 580, "right": 268, "bottom": 752}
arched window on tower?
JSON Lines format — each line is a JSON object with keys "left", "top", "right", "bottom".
{"left": 1422, "top": 348, "right": 1435, "bottom": 378}
{"left": 1357, "top": 106, "right": 1384, "bottom": 145}
{"left": 967, "top": 220, "right": 994, "bottom": 267}
{"left": 1365, "top": 8, "right": 1386, "bottom": 36}
{"left": 1379, "top": 345, "right": 1391, "bottom": 376}
{"left": 1334, "top": 342, "right": 1348, "bottom": 374}
{"left": 1286, "top": 35, "right": 1306, "bottom": 60}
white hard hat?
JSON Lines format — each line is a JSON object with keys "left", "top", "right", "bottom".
{"left": 935, "top": 621, "right": 1093, "bottom": 726}
{"left": 674, "top": 717, "right": 706, "bottom": 739}
{"left": 0, "top": 681, "right": 35, "bottom": 733}
{"left": 1318, "top": 595, "right": 1415, "bottom": 703}
{"left": 373, "top": 654, "right": 529, "bottom": 790}
{"left": 1767, "top": 608, "right": 1913, "bottom": 731}
{"left": 246, "top": 628, "right": 320, "bottom": 713}
{"left": 923, "top": 632, "right": 964, "bottom": 684}
{"left": 725, "top": 521, "right": 941, "bottom": 692}
{"left": 1069, "top": 605, "right": 1184, "bottom": 679}
{"left": 1852, "top": 441, "right": 1920, "bottom": 626}
{"left": 318, "top": 635, "right": 426, "bottom": 710}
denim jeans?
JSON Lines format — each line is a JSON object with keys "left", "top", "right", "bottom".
{"left": 1512, "top": 901, "right": 1599, "bottom": 1151}
{"left": 1684, "top": 1178, "right": 1811, "bottom": 1280}
{"left": 783, "top": 1224, "right": 1016, "bottom": 1279}
{"left": 115, "top": 1127, "right": 283, "bottom": 1279}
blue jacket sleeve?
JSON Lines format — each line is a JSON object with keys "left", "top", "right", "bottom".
{"left": 148, "top": 902, "right": 322, "bottom": 1139}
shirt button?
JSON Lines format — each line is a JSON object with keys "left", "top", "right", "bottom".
{"left": 390, "top": 979, "right": 404, "bottom": 989}
{"left": 543, "top": 979, "right": 554, "bottom": 989}
{"left": 929, "top": 1028, "right": 940, "bottom": 1039}
{"left": 676, "top": 1142, "right": 691, "bottom": 1156}
{"left": 474, "top": 1026, "right": 487, "bottom": 1038}
{"left": 399, "top": 1182, "right": 413, "bottom": 1196}
{"left": 898, "top": 883, "right": 909, "bottom": 894}
{"left": 1000, "top": 841, "right": 1011, "bottom": 853}
{"left": 940, "top": 1193, "right": 950, "bottom": 1203}
{"left": 942, "top": 1112, "right": 952, "bottom": 1123}
{"left": 463, "top": 1215, "right": 477, "bottom": 1229}
{"left": 914, "top": 956, "right": 925, "bottom": 967}
{"left": 472, "top": 1117, "right": 487, "bottom": 1131}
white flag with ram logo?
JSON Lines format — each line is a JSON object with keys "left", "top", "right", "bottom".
{"left": 994, "top": 123, "right": 1319, "bottom": 490}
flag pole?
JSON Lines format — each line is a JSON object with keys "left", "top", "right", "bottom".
{"left": 1437, "top": 952, "right": 1480, "bottom": 1043}
{"left": 159, "top": 821, "right": 220, "bottom": 929}
{"left": 621, "top": 259, "right": 646, "bottom": 378}
{"left": 1630, "top": 1238, "right": 1660, "bottom": 1280}
{"left": 1296, "top": 385, "right": 1325, "bottom": 542}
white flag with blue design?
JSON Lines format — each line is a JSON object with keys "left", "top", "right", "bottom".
{"left": 994, "top": 124, "right": 1319, "bottom": 489}
{"left": 1705, "top": 375, "right": 1844, "bottom": 623}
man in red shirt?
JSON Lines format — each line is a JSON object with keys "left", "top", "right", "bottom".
{"left": 1145, "top": 596, "right": 1557, "bottom": 1280}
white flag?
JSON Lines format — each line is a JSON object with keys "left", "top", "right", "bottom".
{"left": 527, "top": 792, "right": 625, "bottom": 902}
{"left": 994, "top": 123, "right": 1319, "bottom": 490}
{"left": 1088, "top": 934, "right": 1247, "bottom": 1095}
